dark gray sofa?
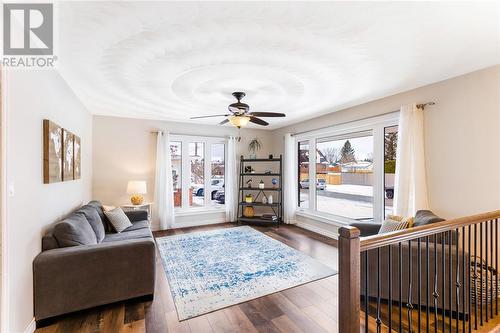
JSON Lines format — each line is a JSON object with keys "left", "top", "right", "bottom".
{"left": 351, "top": 210, "right": 467, "bottom": 314}
{"left": 33, "top": 201, "right": 156, "bottom": 323}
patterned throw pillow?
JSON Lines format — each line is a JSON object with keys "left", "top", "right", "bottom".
{"left": 388, "top": 214, "right": 415, "bottom": 228}
{"left": 378, "top": 218, "right": 409, "bottom": 234}
{"left": 104, "top": 207, "right": 132, "bottom": 233}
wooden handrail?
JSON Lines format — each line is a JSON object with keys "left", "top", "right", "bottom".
{"left": 360, "top": 210, "right": 500, "bottom": 252}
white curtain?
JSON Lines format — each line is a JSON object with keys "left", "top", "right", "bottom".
{"left": 394, "top": 103, "right": 429, "bottom": 217}
{"left": 154, "top": 131, "right": 175, "bottom": 229}
{"left": 225, "top": 136, "right": 239, "bottom": 222}
{"left": 283, "top": 133, "right": 297, "bottom": 223}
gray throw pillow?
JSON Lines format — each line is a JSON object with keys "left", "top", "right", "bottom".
{"left": 75, "top": 205, "right": 106, "bottom": 242}
{"left": 104, "top": 207, "right": 133, "bottom": 233}
{"left": 53, "top": 214, "right": 98, "bottom": 247}
{"left": 414, "top": 210, "right": 445, "bottom": 227}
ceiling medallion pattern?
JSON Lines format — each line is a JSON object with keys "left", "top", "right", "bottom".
{"left": 58, "top": 2, "right": 500, "bottom": 128}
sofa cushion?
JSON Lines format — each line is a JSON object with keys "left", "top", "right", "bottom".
{"left": 104, "top": 207, "right": 133, "bottom": 233}
{"left": 414, "top": 210, "right": 445, "bottom": 227}
{"left": 102, "top": 227, "right": 152, "bottom": 243}
{"left": 75, "top": 205, "right": 106, "bottom": 242}
{"left": 123, "top": 220, "right": 150, "bottom": 232}
{"left": 87, "top": 200, "right": 113, "bottom": 232}
{"left": 53, "top": 214, "right": 98, "bottom": 247}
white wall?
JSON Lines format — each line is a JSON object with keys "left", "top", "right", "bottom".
{"left": 92, "top": 115, "right": 278, "bottom": 229}
{"left": 3, "top": 70, "right": 92, "bottom": 333}
{"left": 273, "top": 65, "right": 500, "bottom": 235}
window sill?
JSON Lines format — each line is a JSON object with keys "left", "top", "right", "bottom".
{"left": 175, "top": 206, "right": 225, "bottom": 217}
{"left": 295, "top": 209, "right": 352, "bottom": 227}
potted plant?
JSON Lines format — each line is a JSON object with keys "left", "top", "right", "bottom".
{"left": 248, "top": 137, "right": 262, "bottom": 159}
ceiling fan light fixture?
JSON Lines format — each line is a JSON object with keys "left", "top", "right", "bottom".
{"left": 229, "top": 115, "right": 250, "bottom": 128}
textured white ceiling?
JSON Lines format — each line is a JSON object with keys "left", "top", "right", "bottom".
{"left": 58, "top": 1, "right": 500, "bottom": 129}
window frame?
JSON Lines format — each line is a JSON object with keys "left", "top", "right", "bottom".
{"left": 170, "top": 134, "right": 226, "bottom": 213}
{"left": 294, "top": 112, "right": 399, "bottom": 225}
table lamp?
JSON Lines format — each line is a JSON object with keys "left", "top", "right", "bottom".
{"left": 127, "top": 181, "right": 147, "bottom": 205}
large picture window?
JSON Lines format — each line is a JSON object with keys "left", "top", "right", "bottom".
{"left": 296, "top": 113, "right": 398, "bottom": 224}
{"left": 170, "top": 135, "right": 226, "bottom": 210}
{"left": 316, "top": 132, "right": 374, "bottom": 221}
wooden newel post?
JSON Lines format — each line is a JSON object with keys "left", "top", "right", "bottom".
{"left": 338, "top": 226, "right": 361, "bottom": 333}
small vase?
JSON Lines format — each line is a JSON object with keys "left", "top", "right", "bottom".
{"left": 268, "top": 195, "right": 273, "bottom": 204}
{"left": 243, "top": 206, "right": 255, "bottom": 217}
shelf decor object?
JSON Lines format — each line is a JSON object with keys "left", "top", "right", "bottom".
{"left": 127, "top": 181, "right": 147, "bottom": 205}
{"left": 237, "top": 155, "right": 283, "bottom": 227}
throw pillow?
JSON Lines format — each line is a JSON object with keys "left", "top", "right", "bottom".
{"left": 102, "top": 205, "right": 116, "bottom": 212}
{"left": 378, "top": 218, "right": 410, "bottom": 234}
{"left": 388, "top": 214, "right": 415, "bottom": 228}
{"left": 104, "top": 207, "right": 132, "bottom": 233}
{"left": 53, "top": 213, "right": 98, "bottom": 247}
{"left": 75, "top": 205, "right": 106, "bottom": 242}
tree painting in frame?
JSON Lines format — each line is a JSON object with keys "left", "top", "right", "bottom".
{"left": 62, "top": 129, "right": 74, "bottom": 181}
{"left": 43, "top": 120, "right": 63, "bottom": 183}
{"left": 74, "top": 135, "right": 81, "bottom": 179}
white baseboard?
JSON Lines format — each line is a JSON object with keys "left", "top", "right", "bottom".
{"left": 24, "top": 318, "right": 35, "bottom": 333}
{"left": 295, "top": 221, "right": 339, "bottom": 240}
{"left": 172, "top": 217, "right": 226, "bottom": 229}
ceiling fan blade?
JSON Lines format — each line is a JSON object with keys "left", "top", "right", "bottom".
{"left": 190, "top": 114, "right": 230, "bottom": 119}
{"left": 249, "top": 117, "right": 269, "bottom": 126}
{"left": 219, "top": 119, "right": 229, "bottom": 125}
{"left": 248, "top": 112, "right": 286, "bottom": 117}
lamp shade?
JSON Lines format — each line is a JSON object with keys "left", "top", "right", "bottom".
{"left": 127, "top": 181, "right": 147, "bottom": 194}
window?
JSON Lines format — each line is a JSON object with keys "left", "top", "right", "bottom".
{"left": 295, "top": 113, "right": 398, "bottom": 224}
{"left": 210, "top": 143, "right": 225, "bottom": 207}
{"left": 298, "top": 141, "right": 310, "bottom": 208}
{"left": 190, "top": 142, "right": 205, "bottom": 207}
{"left": 316, "top": 132, "right": 374, "bottom": 221}
{"left": 384, "top": 125, "right": 398, "bottom": 216}
{"left": 170, "top": 135, "right": 226, "bottom": 210}
{"left": 170, "top": 141, "right": 182, "bottom": 207}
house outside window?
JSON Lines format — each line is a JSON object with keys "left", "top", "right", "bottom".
{"left": 295, "top": 113, "right": 398, "bottom": 224}
{"left": 170, "top": 135, "right": 225, "bottom": 211}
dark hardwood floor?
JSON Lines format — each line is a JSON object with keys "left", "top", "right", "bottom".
{"left": 35, "top": 223, "right": 340, "bottom": 333}
{"left": 34, "top": 222, "right": 500, "bottom": 333}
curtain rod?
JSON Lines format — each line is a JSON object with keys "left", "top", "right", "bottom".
{"left": 291, "top": 101, "right": 435, "bottom": 137}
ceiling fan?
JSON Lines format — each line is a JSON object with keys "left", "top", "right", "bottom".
{"left": 190, "top": 92, "right": 286, "bottom": 128}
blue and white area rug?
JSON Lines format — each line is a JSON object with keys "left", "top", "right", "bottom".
{"left": 156, "top": 226, "right": 337, "bottom": 320}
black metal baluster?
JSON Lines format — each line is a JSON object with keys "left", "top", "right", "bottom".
{"left": 399, "top": 242, "right": 403, "bottom": 333}
{"left": 490, "top": 219, "right": 493, "bottom": 319}
{"left": 426, "top": 236, "right": 430, "bottom": 333}
{"left": 456, "top": 229, "right": 460, "bottom": 333}
{"left": 449, "top": 230, "right": 452, "bottom": 331}
{"left": 433, "top": 234, "right": 439, "bottom": 333}
{"left": 473, "top": 224, "right": 478, "bottom": 330}
{"left": 462, "top": 226, "right": 466, "bottom": 333}
{"left": 480, "top": 222, "right": 483, "bottom": 326}
{"left": 376, "top": 248, "right": 381, "bottom": 333}
{"left": 486, "top": 220, "right": 489, "bottom": 323}
{"left": 496, "top": 218, "right": 498, "bottom": 317}
{"left": 365, "top": 251, "right": 369, "bottom": 333}
{"left": 407, "top": 240, "right": 414, "bottom": 332}
{"left": 388, "top": 245, "right": 392, "bottom": 332}
{"left": 468, "top": 225, "right": 471, "bottom": 333}
{"left": 418, "top": 238, "right": 422, "bottom": 333}
{"left": 443, "top": 232, "right": 446, "bottom": 333}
